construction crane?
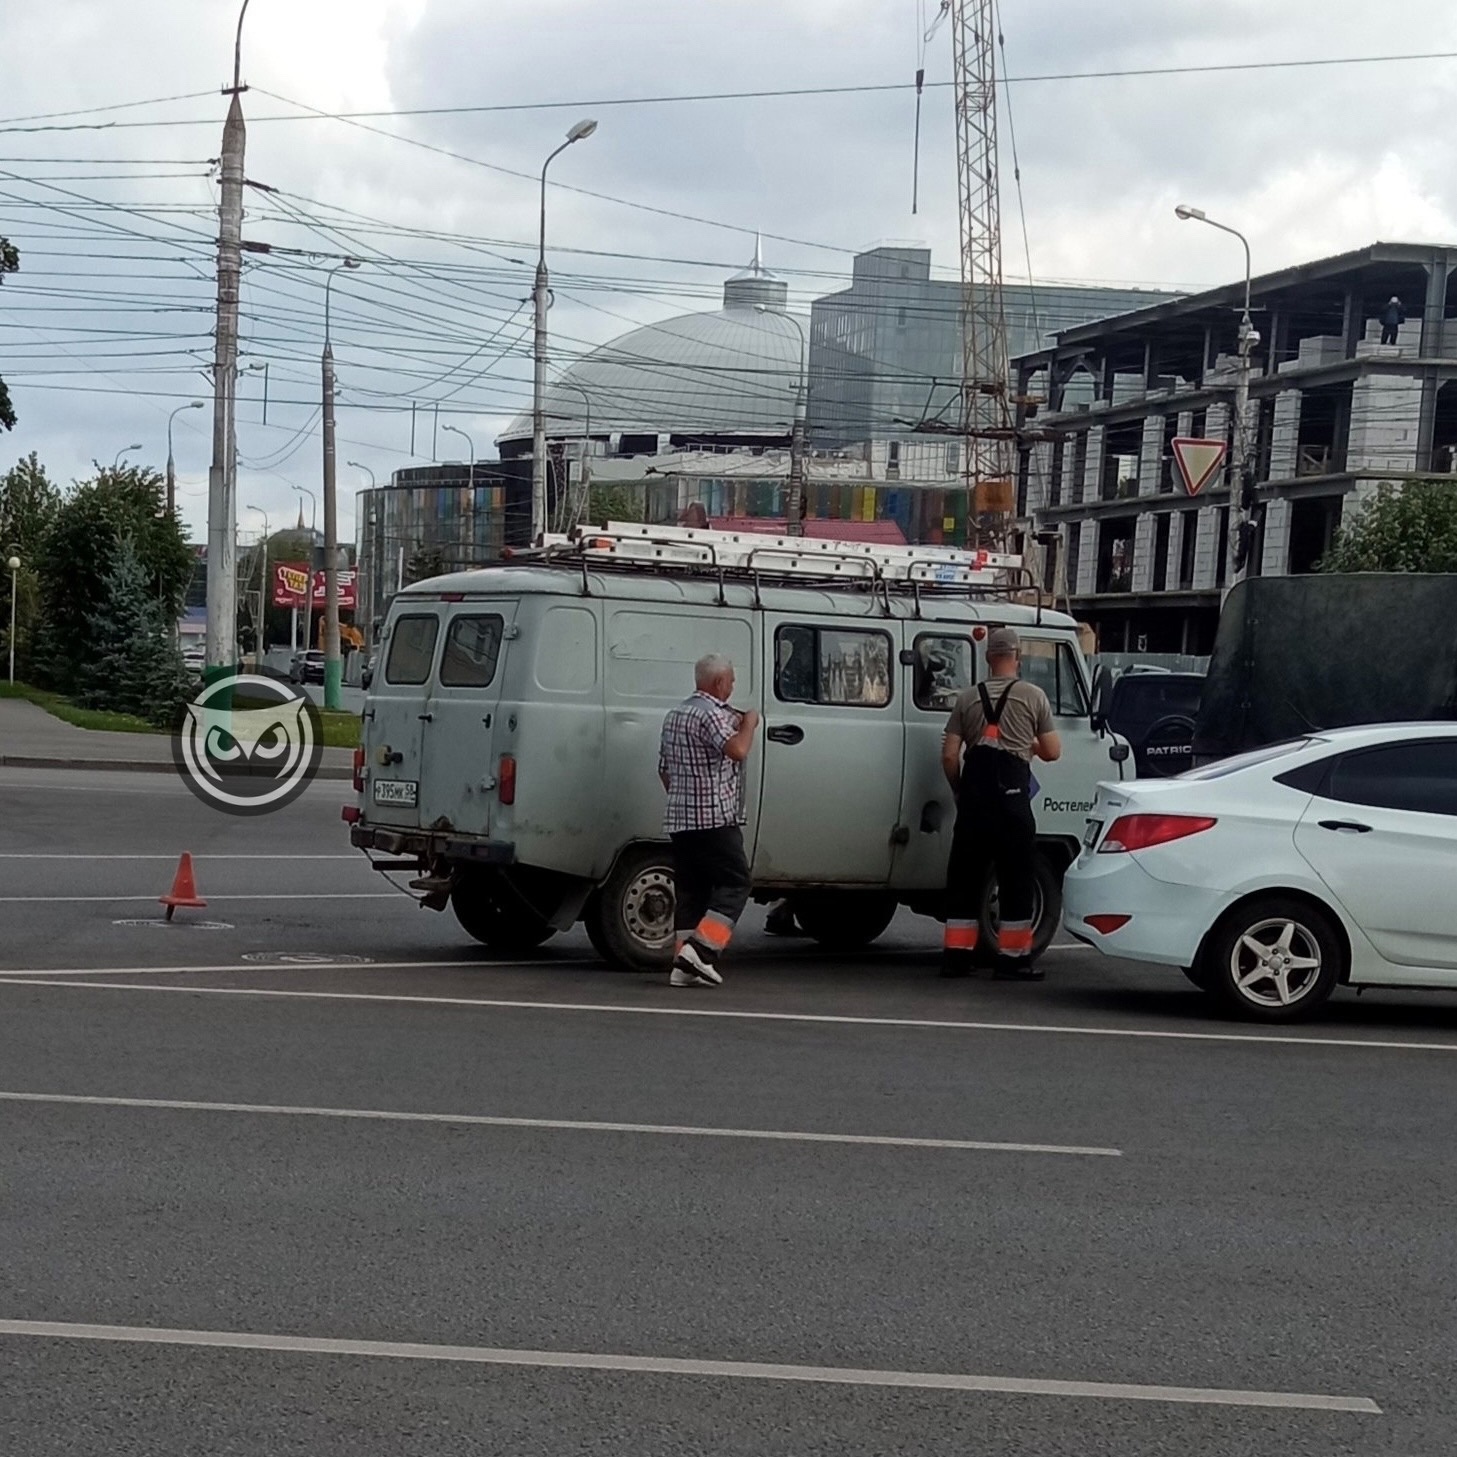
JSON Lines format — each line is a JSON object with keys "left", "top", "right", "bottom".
{"left": 921, "top": 0, "right": 1017, "bottom": 551}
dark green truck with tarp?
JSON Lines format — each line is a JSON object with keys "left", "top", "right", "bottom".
{"left": 1194, "top": 574, "right": 1457, "bottom": 764}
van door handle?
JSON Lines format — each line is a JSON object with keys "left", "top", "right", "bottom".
{"left": 1318, "top": 819, "right": 1371, "bottom": 833}
{"left": 418, "top": 713, "right": 434, "bottom": 723}
{"left": 766, "top": 725, "right": 804, "bottom": 745}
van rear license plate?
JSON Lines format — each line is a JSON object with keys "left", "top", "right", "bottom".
{"left": 374, "top": 780, "right": 417, "bottom": 807}
{"left": 1082, "top": 818, "right": 1102, "bottom": 849}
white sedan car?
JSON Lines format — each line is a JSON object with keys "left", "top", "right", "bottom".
{"left": 1063, "top": 724, "right": 1457, "bottom": 1021}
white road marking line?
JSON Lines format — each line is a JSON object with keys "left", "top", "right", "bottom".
{"left": 0, "top": 975, "right": 1452, "bottom": 1055}
{"left": 0, "top": 893, "right": 398, "bottom": 903}
{"left": 0, "top": 854, "right": 359, "bottom": 860}
{"left": 0, "top": 958, "right": 600, "bottom": 978}
{"left": 0, "top": 1319, "right": 1379, "bottom": 1412}
{"left": 0, "top": 1091, "right": 1118, "bottom": 1158}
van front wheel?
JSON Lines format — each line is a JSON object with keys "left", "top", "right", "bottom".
{"left": 585, "top": 846, "right": 676, "bottom": 972}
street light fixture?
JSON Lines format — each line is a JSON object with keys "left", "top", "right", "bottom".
{"left": 1174, "top": 203, "right": 1259, "bottom": 585}
{"left": 113, "top": 444, "right": 143, "bottom": 468}
{"left": 292, "top": 483, "right": 317, "bottom": 536}
{"left": 441, "top": 423, "right": 476, "bottom": 496}
{"left": 757, "top": 305, "right": 809, "bottom": 535}
{"left": 166, "top": 401, "right": 205, "bottom": 516}
{"left": 532, "top": 119, "right": 598, "bottom": 543}
{"left": 6, "top": 553, "right": 19, "bottom": 686}
{"left": 347, "top": 460, "right": 376, "bottom": 489}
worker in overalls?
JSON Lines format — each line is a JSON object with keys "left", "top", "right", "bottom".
{"left": 940, "top": 627, "right": 1062, "bottom": 980}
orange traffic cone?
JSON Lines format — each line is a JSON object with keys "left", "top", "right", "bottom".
{"left": 160, "top": 853, "right": 207, "bottom": 921}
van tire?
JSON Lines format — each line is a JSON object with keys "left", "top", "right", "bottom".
{"left": 451, "top": 873, "right": 555, "bottom": 953}
{"left": 978, "top": 854, "right": 1063, "bottom": 962}
{"left": 585, "top": 846, "right": 676, "bottom": 972}
{"left": 792, "top": 893, "right": 897, "bottom": 950}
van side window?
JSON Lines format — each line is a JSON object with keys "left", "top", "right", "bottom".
{"left": 384, "top": 614, "right": 439, "bottom": 685}
{"left": 1019, "top": 637, "right": 1089, "bottom": 717}
{"left": 775, "top": 625, "right": 892, "bottom": 708}
{"left": 439, "top": 614, "right": 504, "bottom": 688}
{"left": 913, "top": 634, "right": 974, "bottom": 711}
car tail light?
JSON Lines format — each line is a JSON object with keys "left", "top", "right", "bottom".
{"left": 351, "top": 747, "right": 365, "bottom": 792}
{"left": 341, "top": 805, "right": 361, "bottom": 824}
{"left": 498, "top": 753, "right": 516, "bottom": 805}
{"left": 1085, "top": 914, "right": 1131, "bottom": 935}
{"left": 1098, "top": 814, "right": 1216, "bottom": 853}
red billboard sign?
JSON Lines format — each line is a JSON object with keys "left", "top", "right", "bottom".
{"left": 272, "top": 561, "right": 357, "bottom": 610}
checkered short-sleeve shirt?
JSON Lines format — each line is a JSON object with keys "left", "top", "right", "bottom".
{"left": 658, "top": 691, "right": 744, "bottom": 833}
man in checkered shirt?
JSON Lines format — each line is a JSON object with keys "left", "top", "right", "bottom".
{"left": 658, "top": 654, "right": 760, "bottom": 987}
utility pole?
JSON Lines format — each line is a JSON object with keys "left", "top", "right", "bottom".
{"left": 1175, "top": 205, "right": 1259, "bottom": 585}
{"left": 206, "top": 0, "right": 251, "bottom": 680}
{"left": 532, "top": 119, "right": 598, "bottom": 543}
{"left": 758, "top": 306, "right": 808, "bottom": 535}
{"left": 321, "top": 258, "right": 358, "bottom": 711}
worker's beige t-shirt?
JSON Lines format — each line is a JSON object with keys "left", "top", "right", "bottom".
{"left": 945, "top": 675, "right": 1054, "bottom": 762}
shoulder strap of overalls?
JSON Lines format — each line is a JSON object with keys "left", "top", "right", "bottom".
{"left": 976, "top": 681, "right": 1018, "bottom": 742}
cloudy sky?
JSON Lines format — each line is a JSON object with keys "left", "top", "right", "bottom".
{"left": 3, "top": 0, "right": 1456, "bottom": 546}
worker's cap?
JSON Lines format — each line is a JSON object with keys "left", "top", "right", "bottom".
{"left": 986, "top": 626, "right": 1021, "bottom": 656}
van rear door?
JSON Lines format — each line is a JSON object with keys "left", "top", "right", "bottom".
{"left": 364, "top": 607, "right": 442, "bottom": 831}
{"left": 416, "top": 603, "right": 516, "bottom": 837}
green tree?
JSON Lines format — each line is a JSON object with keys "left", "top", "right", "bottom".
{"left": 0, "top": 236, "right": 17, "bottom": 431}
{"left": 34, "top": 463, "right": 193, "bottom": 693}
{"left": 0, "top": 453, "right": 58, "bottom": 676}
{"left": 1319, "top": 480, "right": 1457, "bottom": 574}
{"left": 585, "top": 483, "right": 645, "bottom": 526}
{"left": 76, "top": 536, "right": 190, "bottom": 725}
{"left": 405, "top": 545, "right": 446, "bottom": 585}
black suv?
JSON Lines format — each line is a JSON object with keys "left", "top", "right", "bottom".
{"left": 1105, "top": 671, "right": 1204, "bottom": 778}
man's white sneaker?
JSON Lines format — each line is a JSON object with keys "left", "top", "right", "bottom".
{"left": 669, "top": 967, "right": 699, "bottom": 987}
{"left": 673, "top": 943, "right": 723, "bottom": 986}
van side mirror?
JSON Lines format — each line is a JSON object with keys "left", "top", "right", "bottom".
{"left": 1089, "top": 663, "right": 1112, "bottom": 734}
{"left": 1109, "top": 742, "right": 1130, "bottom": 765}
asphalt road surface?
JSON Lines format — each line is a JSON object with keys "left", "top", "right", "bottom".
{"left": 3, "top": 764, "right": 1456, "bottom": 1454}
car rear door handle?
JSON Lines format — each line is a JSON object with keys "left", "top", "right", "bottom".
{"left": 766, "top": 724, "right": 804, "bottom": 745}
{"left": 1318, "top": 819, "right": 1371, "bottom": 833}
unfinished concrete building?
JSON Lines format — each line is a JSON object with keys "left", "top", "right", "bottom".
{"left": 1012, "top": 243, "right": 1457, "bottom": 653}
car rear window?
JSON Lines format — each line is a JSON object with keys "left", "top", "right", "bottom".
{"left": 384, "top": 614, "right": 439, "bottom": 685}
{"left": 439, "top": 614, "right": 504, "bottom": 688}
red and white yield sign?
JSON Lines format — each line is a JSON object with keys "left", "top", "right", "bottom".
{"left": 1171, "top": 436, "right": 1228, "bottom": 497}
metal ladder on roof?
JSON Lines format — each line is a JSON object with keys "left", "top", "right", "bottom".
{"left": 537, "top": 521, "right": 1025, "bottom": 589}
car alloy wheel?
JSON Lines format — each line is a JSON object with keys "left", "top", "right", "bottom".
{"left": 1227, "top": 916, "right": 1324, "bottom": 1010}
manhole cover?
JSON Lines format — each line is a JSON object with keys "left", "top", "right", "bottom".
{"left": 112, "top": 919, "right": 235, "bottom": 931}
{"left": 240, "top": 951, "right": 373, "bottom": 966}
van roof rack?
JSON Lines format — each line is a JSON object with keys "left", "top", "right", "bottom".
{"left": 514, "top": 521, "right": 1045, "bottom": 619}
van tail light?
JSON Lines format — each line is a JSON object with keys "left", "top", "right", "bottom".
{"left": 352, "top": 747, "right": 365, "bottom": 792}
{"left": 341, "top": 805, "right": 361, "bottom": 824}
{"left": 498, "top": 754, "right": 516, "bottom": 805}
{"left": 1098, "top": 814, "right": 1216, "bottom": 854}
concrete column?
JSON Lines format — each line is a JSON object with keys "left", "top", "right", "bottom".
{"left": 1076, "top": 519, "right": 1098, "bottom": 596}
{"left": 1347, "top": 374, "right": 1422, "bottom": 475}
{"left": 1080, "top": 425, "right": 1104, "bottom": 504}
{"left": 1268, "top": 391, "right": 1300, "bottom": 485}
{"left": 1024, "top": 440, "right": 1053, "bottom": 517}
{"left": 1131, "top": 512, "right": 1157, "bottom": 592}
{"left": 1138, "top": 414, "right": 1163, "bottom": 497}
{"left": 1260, "top": 496, "right": 1291, "bottom": 577}
{"left": 1192, "top": 506, "right": 1220, "bottom": 590}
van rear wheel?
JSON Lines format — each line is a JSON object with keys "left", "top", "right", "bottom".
{"left": 791, "top": 893, "right": 897, "bottom": 950}
{"left": 585, "top": 846, "right": 676, "bottom": 972}
{"left": 451, "top": 872, "right": 555, "bottom": 953}
{"left": 977, "top": 855, "right": 1062, "bottom": 963}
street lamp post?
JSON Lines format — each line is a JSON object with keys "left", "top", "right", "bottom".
{"left": 113, "top": 444, "right": 142, "bottom": 469}
{"left": 6, "top": 554, "right": 18, "bottom": 686}
{"left": 550, "top": 381, "right": 593, "bottom": 531}
{"left": 1175, "top": 204, "right": 1260, "bottom": 586}
{"left": 757, "top": 305, "right": 808, "bottom": 535}
{"left": 246, "top": 504, "right": 269, "bottom": 665}
{"left": 322, "top": 257, "right": 360, "bottom": 710}
{"left": 347, "top": 460, "right": 376, "bottom": 489}
{"left": 532, "top": 119, "right": 598, "bottom": 544}
{"left": 166, "top": 401, "right": 205, "bottom": 517}
{"left": 292, "top": 483, "right": 317, "bottom": 654}
{"left": 442, "top": 424, "right": 475, "bottom": 568}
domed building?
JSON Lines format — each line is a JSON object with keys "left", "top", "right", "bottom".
{"left": 497, "top": 244, "right": 807, "bottom": 458}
